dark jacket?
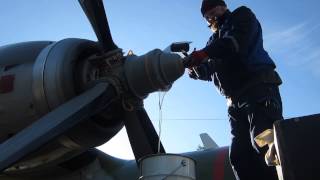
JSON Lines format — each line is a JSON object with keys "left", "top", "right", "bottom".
{"left": 198, "top": 6, "right": 279, "bottom": 98}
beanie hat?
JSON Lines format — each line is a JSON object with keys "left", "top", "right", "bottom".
{"left": 201, "top": 0, "right": 227, "bottom": 16}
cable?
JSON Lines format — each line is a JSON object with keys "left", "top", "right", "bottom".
{"left": 151, "top": 117, "right": 292, "bottom": 121}
{"left": 153, "top": 118, "right": 228, "bottom": 121}
{"left": 157, "top": 91, "right": 167, "bottom": 153}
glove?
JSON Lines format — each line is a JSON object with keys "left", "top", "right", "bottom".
{"left": 187, "top": 68, "right": 198, "bottom": 80}
{"left": 184, "top": 50, "right": 209, "bottom": 68}
{"left": 187, "top": 65, "right": 212, "bottom": 81}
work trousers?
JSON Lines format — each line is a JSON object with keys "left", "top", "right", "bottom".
{"left": 228, "top": 84, "right": 283, "bottom": 180}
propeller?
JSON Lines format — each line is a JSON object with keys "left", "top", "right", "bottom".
{"left": 79, "top": 0, "right": 118, "bottom": 52}
{"left": 0, "top": 0, "right": 166, "bottom": 172}
{"left": 0, "top": 83, "right": 117, "bottom": 171}
{"left": 78, "top": 0, "right": 165, "bottom": 160}
{"left": 124, "top": 108, "right": 165, "bottom": 161}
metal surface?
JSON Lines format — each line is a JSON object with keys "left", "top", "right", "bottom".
{"left": 0, "top": 62, "right": 34, "bottom": 137}
{"left": 200, "top": 133, "right": 219, "bottom": 149}
{"left": 0, "top": 42, "right": 53, "bottom": 142}
{"left": 139, "top": 154, "right": 196, "bottom": 180}
{"left": 0, "top": 83, "right": 116, "bottom": 171}
{"left": 183, "top": 147, "right": 235, "bottom": 180}
{"left": 31, "top": 38, "right": 122, "bottom": 152}
{"left": 124, "top": 49, "right": 184, "bottom": 99}
{"left": 32, "top": 43, "right": 56, "bottom": 115}
{"left": 0, "top": 39, "right": 124, "bottom": 172}
{"left": 0, "top": 41, "right": 52, "bottom": 66}
{"left": 0, "top": 147, "right": 237, "bottom": 180}
{"left": 274, "top": 114, "right": 320, "bottom": 180}
{"left": 40, "top": 38, "right": 99, "bottom": 110}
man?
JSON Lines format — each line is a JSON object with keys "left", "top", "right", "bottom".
{"left": 185, "top": 0, "right": 283, "bottom": 180}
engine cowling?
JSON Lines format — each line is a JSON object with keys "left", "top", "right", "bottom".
{"left": 0, "top": 39, "right": 124, "bottom": 172}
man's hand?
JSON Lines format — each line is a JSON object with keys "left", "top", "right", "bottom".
{"left": 184, "top": 50, "right": 209, "bottom": 68}
{"left": 187, "top": 65, "right": 212, "bottom": 81}
{"left": 187, "top": 68, "right": 199, "bottom": 80}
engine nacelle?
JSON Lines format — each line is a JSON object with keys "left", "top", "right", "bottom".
{"left": 0, "top": 39, "right": 123, "bottom": 151}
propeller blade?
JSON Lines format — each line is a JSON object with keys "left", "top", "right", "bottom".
{"left": 0, "top": 83, "right": 117, "bottom": 172}
{"left": 79, "top": 0, "right": 118, "bottom": 52}
{"left": 124, "top": 108, "right": 165, "bottom": 161}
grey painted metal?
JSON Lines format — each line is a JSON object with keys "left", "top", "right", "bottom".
{"left": 0, "top": 41, "right": 52, "bottom": 66}
{"left": 0, "top": 82, "right": 114, "bottom": 172}
{"left": 200, "top": 133, "right": 219, "bottom": 149}
{"left": 0, "top": 42, "right": 52, "bottom": 142}
{"left": 0, "top": 147, "right": 237, "bottom": 180}
{"left": 0, "top": 39, "right": 124, "bottom": 171}
{"left": 159, "top": 51, "right": 185, "bottom": 84}
{"left": 32, "top": 43, "right": 56, "bottom": 115}
{"left": 37, "top": 39, "right": 124, "bottom": 149}
{"left": 4, "top": 145, "right": 78, "bottom": 173}
{"left": 39, "top": 38, "right": 99, "bottom": 110}
{"left": 139, "top": 154, "right": 196, "bottom": 180}
{"left": 124, "top": 49, "right": 185, "bottom": 99}
{"left": 0, "top": 62, "right": 35, "bottom": 138}
{"left": 0, "top": 149, "right": 118, "bottom": 180}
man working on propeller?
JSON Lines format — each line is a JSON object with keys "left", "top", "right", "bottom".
{"left": 185, "top": 0, "right": 283, "bottom": 179}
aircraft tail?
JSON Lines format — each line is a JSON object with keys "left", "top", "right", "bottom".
{"left": 200, "top": 133, "right": 219, "bottom": 150}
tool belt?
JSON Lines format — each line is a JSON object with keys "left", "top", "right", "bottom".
{"left": 227, "top": 69, "right": 282, "bottom": 106}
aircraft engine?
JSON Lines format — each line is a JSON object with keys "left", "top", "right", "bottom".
{"left": 0, "top": 0, "right": 184, "bottom": 173}
{"left": 0, "top": 39, "right": 124, "bottom": 149}
{"left": 0, "top": 38, "right": 184, "bottom": 172}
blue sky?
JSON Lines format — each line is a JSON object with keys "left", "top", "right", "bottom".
{"left": 1, "top": 0, "right": 320, "bottom": 159}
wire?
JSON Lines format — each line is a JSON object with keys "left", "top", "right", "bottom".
{"left": 153, "top": 118, "right": 228, "bottom": 121}
{"left": 151, "top": 117, "right": 292, "bottom": 121}
{"left": 157, "top": 91, "right": 167, "bottom": 153}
